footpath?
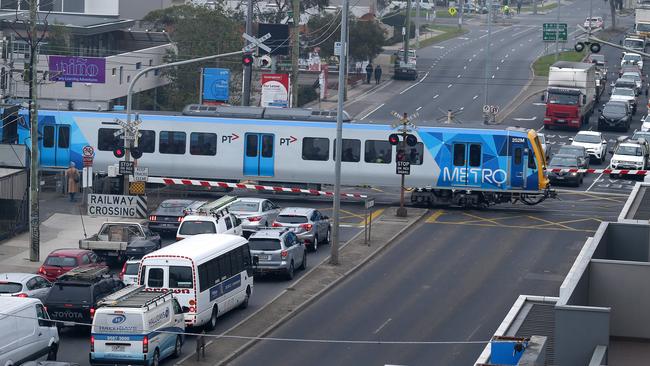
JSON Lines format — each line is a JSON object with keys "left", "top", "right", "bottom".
{"left": 179, "top": 207, "right": 427, "bottom": 366}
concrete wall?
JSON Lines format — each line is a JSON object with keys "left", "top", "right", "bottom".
{"left": 555, "top": 305, "right": 610, "bottom": 366}
{"left": 590, "top": 260, "right": 650, "bottom": 338}
{"left": 593, "top": 222, "right": 650, "bottom": 262}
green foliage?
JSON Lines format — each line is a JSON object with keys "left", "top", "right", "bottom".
{"left": 533, "top": 50, "right": 585, "bottom": 77}
{"left": 257, "top": 0, "right": 329, "bottom": 23}
{"left": 306, "top": 14, "right": 385, "bottom": 62}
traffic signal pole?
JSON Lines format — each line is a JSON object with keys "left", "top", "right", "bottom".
{"left": 242, "top": 0, "right": 253, "bottom": 106}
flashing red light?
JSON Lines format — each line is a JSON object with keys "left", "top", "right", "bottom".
{"left": 388, "top": 133, "right": 400, "bottom": 145}
{"left": 281, "top": 250, "right": 288, "bottom": 259}
{"left": 113, "top": 147, "right": 125, "bottom": 158}
{"left": 242, "top": 54, "right": 254, "bottom": 66}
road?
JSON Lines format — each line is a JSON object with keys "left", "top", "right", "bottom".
{"left": 230, "top": 193, "right": 625, "bottom": 365}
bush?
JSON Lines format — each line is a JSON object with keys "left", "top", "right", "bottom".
{"left": 298, "top": 85, "right": 318, "bottom": 107}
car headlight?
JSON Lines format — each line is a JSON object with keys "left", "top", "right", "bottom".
{"left": 570, "top": 172, "right": 578, "bottom": 176}
{"left": 611, "top": 160, "right": 619, "bottom": 165}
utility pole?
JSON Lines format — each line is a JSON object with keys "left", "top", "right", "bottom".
{"left": 28, "top": 0, "right": 39, "bottom": 262}
{"left": 416, "top": 0, "right": 421, "bottom": 48}
{"left": 331, "top": 0, "right": 350, "bottom": 266}
{"left": 242, "top": 0, "right": 253, "bottom": 106}
{"left": 483, "top": 0, "right": 493, "bottom": 124}
{"left": 404, "top": 0, "right": 412, "bottom": 60}
{"left": 291, "top": 0, "right": 300, "bottom": 107}
{"left": 554, "top": 0, "right": 560, "bottom": 61}
{"left": 459, "top": 0, "right": 464, "bottom": 29}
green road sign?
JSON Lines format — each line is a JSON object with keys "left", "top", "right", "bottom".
{"left": 543, "top": 23, "right": 568, "bottom": 42}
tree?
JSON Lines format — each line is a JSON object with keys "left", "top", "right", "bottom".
{"left": 306, "top": 14, "right": 385, "bottom": 62}
{"left": 257, "top": 0, "right": 329, "bottom": 23}
{"left": 142, "top": 5, "right": 243, "bottom": 110}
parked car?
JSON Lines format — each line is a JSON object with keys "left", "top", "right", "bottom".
{"left": 228, "top": 197, "right": 281, "bottom": 238}
{"left": 0, "top": 273, "right": 52, "bottom": 301}
{"left": 641, "top": 115, "right": 650, "bottom": 132}
{"left": 249, "top": 228, "right": 307, "bottom": 280}
{"left": 571, "top": 131, "right": 608, "bottom": 163}
{"left": 0, "top": 297, "right": 59, "bottom": 364}
{"left": 609, "top": 87, "right": 637, "bottom": 114}
{"left": 119, "top": 259, "right": 141, "bottom": 285}
{"left": 272, "top": 208, "right": 331, "bottom": 252}
{"left": 547, "top": 154, "right": 584, "bottom": 186}
{"left": 43, "top": 266, "right": 123, "bottom": 327}
{"left": 555, "top": 145, "right": 590, "bottom": 168}
{"left": 583, "top": 16, "right": 604, "bottom": 29}
{"left": 598, "top": 100, "right": 632, "bottom": 131}
{"left": 148, "top": 199, "right": 207, "bottom": 233}
{"left": 621, "top": 52, "right": 643, "bottom": 70}
{"left": 38, "top": 249, "right": 102, "bottom": 282}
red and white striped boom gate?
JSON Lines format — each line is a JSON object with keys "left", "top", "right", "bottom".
{"left": 546, "top": 168, "right": 650, "bottom": 176}
{"left": 147, "top": 177, "right": 368, "bottom": 199}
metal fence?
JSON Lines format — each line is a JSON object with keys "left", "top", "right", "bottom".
{"left": 0, "top": 168, "right": 28, "bottom": 241}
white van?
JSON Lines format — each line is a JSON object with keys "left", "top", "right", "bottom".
{"left": 0, "top": 297, "right": 59, "bottom": 365}
{"left": 90, "top": 285, "right": 185, "bottom": 366}
{"left": 176, "top": 196, "right": 243, "bottom": 240}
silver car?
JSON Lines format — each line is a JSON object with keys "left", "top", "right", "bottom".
{"left": 249, "top": 229, "right": 306, "bottom": 280}
{"left": 0, "top": 273, "right": 52, "bottom": 301}
{"left": 272, "top": 207, "right": 331, "bottom": 252}
{"left": 228, "top": 198, "right": 281, "bottom": 237}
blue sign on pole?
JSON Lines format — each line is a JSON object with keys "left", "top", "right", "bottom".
{"left": 202, "top": 68, "right": 230, "bottom": 102}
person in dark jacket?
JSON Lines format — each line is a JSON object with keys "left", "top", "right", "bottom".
{"left": 374, "top": 65, "right": 382, "bottom": 84}
{"left": 365, "top": 63, "right": 373, "bottom": 84}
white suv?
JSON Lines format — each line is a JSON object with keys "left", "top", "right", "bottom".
{"left": 176, "top": 212, "right": 243, "bottom": 240}
{"left": 611, "top": 141, "right": 648, "bottom": 174}
{"left": 571, "top": 131, "right": 608, "bottom": 163}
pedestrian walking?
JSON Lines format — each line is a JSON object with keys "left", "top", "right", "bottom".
{"left": 65, "top": 162, "right": 80, "bottom": 202}
{"left": 374, "top": 65, "right": 382, "bottom": 84}
{"left": 365, "top": 63, "right": 373, "bottom": 84}
{"left": 516, "top": 0, "right": 521, "bottom": 14}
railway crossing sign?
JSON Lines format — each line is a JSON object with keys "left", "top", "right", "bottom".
{"left": 543, "top": 23, "right": 568, "bottom": 42}
{"left": 132, "top": 167, "right": 149, "bottom": 182}
{"left": 119, "top": 161, "right": 134, "bottom": 175}
{"left": 243, "top": 32, "right": 272, "bottom": 53}
{"left": 483, "top": 105, "right": 499, "bottom": 114}
{"left": 396, "top": 160, "right": 411, "bottom": 175}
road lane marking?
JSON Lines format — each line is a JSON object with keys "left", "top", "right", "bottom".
{"left": 457, "top": 74, "right": 461, "bottom": 78}
{"left": 448, "top": 84, "right": 453, "bottom": 88}
{"left": 374, "top": 318, "right": 392, "bottom": 334}
{"left": 496, "top": 66, "right": 500, "bottom": 70}
{"left": 354, "top": 208, "right": 385, "bottom": 226}
{"left": 360, "top": 103, "right": 385, "bottom": 120}
{"left": 501, "top": 59, "right": 505, "bottom": 63}
{"left": 433, "top": 94, "right": 439, "bottom": 99}
{"left": 469, "top": 58, "right": 472, "bottom": 62}
{"left": 491, "top": 75, "right": 495, "bottom": 78}
{"left": 472, "top": 54, "right": 476, "bottom": 58}
{"left": 513, "top": 116, "right": 537, "bottom": 121}
{"left": 505, "top": 54, "right": 509, "bottom": 58}
{"left": 426, "top": 210, "right": 445, "bottom": 223}
{"left": 463, "top": 66, "right": 467, "bottom": 70}
{"left": 416, "top": 106, "right": 423, "bottom": 111}
{"left": 473, "top": 95, "right": 479, "bottom": 100}
{"left": 399, "top": 72, "right": 429, "bottom": 95}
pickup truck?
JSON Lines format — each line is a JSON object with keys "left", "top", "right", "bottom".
{"left": 79, "top": 221, "right": 161, "bottom": 262}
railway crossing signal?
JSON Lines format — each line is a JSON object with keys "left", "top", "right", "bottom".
{"left": 390, "top": 111, "right": 419, "bottom": 217}
{"left": 130, "top": 147, "right": 143, "bottom": 159}
{"left": 242, "top": 53, "right": 254, "bottom": 66}
{"left": 113, "top": 146, "right": 125, "bottom": 158}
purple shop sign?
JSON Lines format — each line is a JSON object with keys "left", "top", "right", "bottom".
{"left": 48, "top": 56, "right": 106, "bottom": 84}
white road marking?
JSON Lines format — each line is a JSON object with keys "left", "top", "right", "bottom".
{"left": 533, "top": 102, "right": 546, "bottom": 106}
{"left": 374, "top": 318, "right": 392, "bottom": 334}
{"left": 463, "top": 65, "right": 467, "bottom": 70}
{"left": 511, "top": 29, "right": 531, "bottom": 37}
{"left": 496, "top": 66, "right": 500, "bottom": 70}
{"left": 513, "top": 116, "right": 538, "bottom": 121}
{"left": 472, "top": 54, "right": 477, "bottom": 58}
{"left": 491, "top": 75, "right": 495, "bottom": 79}
{"left": 501, "top": 59, "right": 505, "bottom": 63}
{"left": 433, "top": 45, "right": 445, "bottom": 49}
{"left": 587, "top": 170, "right": 607, "bottom": 192}
{"left": 511, "top": 48, "right": 515, "bottom": 52}
{"left": 537, "top": 126, "right": 544, "bottom": 132}
{"left": 433, "top": 94, "right": 439, "bottom": 99}
{"left": 360, "top": 103, "right": 385, "bottom": 120}
{"left": 479, "top": 35, "right": 487, "bottom": 39}
{"left": 473, "top": 95, "right": 479, "bottom": 100}
{"left": 469, "top": 58, "right": 472, "bottom": 62}
{"left": 416, "top": 106, "right": 423, "bottom": 111}
{"left": 448, "top": 84, "right": 453, "bottom": 88}
{"left": 457, "top": 74, "right": 461, "bottom": 78}
{"left": 398, "top": 72, "right": 429, "bottom": 95}
{"left": 505, "top": 54, "right": 509, "bottom": 58}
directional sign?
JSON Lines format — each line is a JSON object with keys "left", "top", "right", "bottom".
{"left": 396, "top": 160, "right": 411, "bottom": 175}
{"left": 365, "top": 198, "right": 375, "bottom": 209}
{"left": 243, "top": 32, "right": 272, "bottom": 53}
{"left": 543, "top": 23, "right": 568, "bottom": 42}
{"left": 119, "top": 161, "right": 134, "bottom": 175}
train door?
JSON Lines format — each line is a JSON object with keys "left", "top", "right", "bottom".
{"left": 40, "top": 123, "right": 71, "bottom": 168}
{"left": 451, "top": 143, "right": 481, "bottom": 186}
{"left": 243, "top": 133, "right": 275, "bottom": 177}
{"left": 510, "top": 138, "right": 527, "bottom": 189}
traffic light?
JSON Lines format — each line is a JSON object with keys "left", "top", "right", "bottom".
{"left": 406, "top": 134, "right": 418, "bottom": 147}
{"left": 131, "top": 147, "right": 143, "bottom": 159}
{"left": 242, "top": 54, "right": 254, "bottom": 66}
{"left": 388, "top": 133, "right": 400, "bottom": 145}
{"left": 113, "top": 146, "right": 125, "bottom": 158}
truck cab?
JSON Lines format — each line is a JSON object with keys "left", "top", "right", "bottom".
{"left": 543, "top": 61, "right": 597, "bottom": 130}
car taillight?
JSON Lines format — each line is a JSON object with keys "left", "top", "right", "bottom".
{"left": 119, "top": 262, "right": 127, "bottom": 280}
{"left": 14, "top": 293, "right": 28, "bottom": 298}
{"left": 149, "top": 215, "right": 157, "bottom": 221}
{"left": 281, "top": 250, "right": 288, "bottom": 259}
{"left": 143, "top": 335, "right": 148, "bottom": 353}
{"left": 272, "top": 222, "right": 282, "bottom": 227}
{"left": 300, "top": 223, "right": 313, "bottom": 231}
{"left": 90, "top": 307, "right": 95, "bottom": 318}
{"left": 176, "top": 237, "right": 182, "bottom": 241}
{"left": 38, "top": 266, "right": 46, "bottom": 275}
{"left": 247, "top": 216, "right": 262, "bottom": 222}
{"left": 90, "top": 335, "right": 94, "bottom": 352}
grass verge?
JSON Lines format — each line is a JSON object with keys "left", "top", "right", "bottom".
{"left": 521, "top": 2, "right": 558, "bottom": 12}
{"left": 532, "top": 50, "right": 586, "bottom": 77}
{"left": 416, "top": 24, "right": 469, "bottom": 49}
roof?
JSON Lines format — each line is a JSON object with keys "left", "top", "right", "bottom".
{"left": 182, "top": 215, "right": 221, "bottom": 222}
{"left": 575, "top": 131, "right": 602, "bottom": 136}
{"left": 0, "top": 297, "right": 41, "bottom": 315}
{"left": 0, "top": 11, "right": 135, "bottom": 36}
{"left": 551, "top": 61, "right": 593, "bottom": 70}
{"left": 0, "top": 272, "right": 36, "bottom": 283}
{"left": 236, "top": 197, "right": 267, "bottom": 203}
{"left": 278, "top": 207, "right": 315, "bottom": 216}
{"left": 250, "top": 228, "right": 289, "bottom": 239}
{"left": 143, "top": 234, "right": 247, "bottom": 263}
{"left": 47, "top": 248, "right": 91, "bottom": 257}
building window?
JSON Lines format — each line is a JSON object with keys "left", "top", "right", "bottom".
{"left": 39, "top": 0, "right": 57, "bottom": 11}
{"left": 190, "top": 132, "right": 217, "bottom": 156}
{"left": 126, "top": 75, "right": 130, "bottom": 83}
{"left": 19, "top": 0, "right": 28, "bottom": 9}
{"left": 149, "top": 59, "right": 153, "bottom": 66}
{"left": 154, "top": 69, "right": 160, "bottom": 76}
{"left": 302, "top": 137, "right": 329, "bottom": 161}
{"left": 159, "top": 131, "right": 186, "bottom": 155}
{"left": 332, "top": 138, "right": 361, "bottom": 162}
{"left": 135, "top": 62, "right": 141, "bottom": 70}
{"left": 364, "top": 140, "right": 391, "bottom": 164}
{"left": 1, "top": 0, "right": 17, "bottom": 9}
{"left": 111, "top": 68, "right": 116, "bottom": 76}
{"left": 137, "top": 130, "right": 156, "bottom": 153}
{"left": 62, "top": 0, "right": 83, "bottom": 12}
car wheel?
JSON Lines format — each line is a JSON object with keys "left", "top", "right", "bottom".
{"left": 239, "top": 286, "right": 250, "bottom": 309}
{"left": 151, "top": 350, "right": 160, "bottom": 366}
{"left": 299, "top": 252, "right": 307, "bottom": 270}
{"left": 324, "top": 227, "right": 331, "bottom": 245}
{"left": 172, "top": 336, "right": 182, "bottom": 358}
{"left": 204, "top": 307, "right": 218, "bottom": 331}
{"left": 285, "top": 262, "right": 295, "bottom": 281}
{"left": 47, "top": 344, "right": 58, "bottom": 361}
{"left": 311, "top": 236, "right": 318, "bottom": 252}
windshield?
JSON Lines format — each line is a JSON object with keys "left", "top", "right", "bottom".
{"left": 616, "top": 145, "right": 643, "bottom": 156}
{"left": 558, "top": 146, "right": 582, "bottom": 155}
{"left": 603, "top": 104, "right": 626, "bottom": 114}
{"left": 249, "top": 239, "right": 282, "bottom": 251}
{"left": 613, "top": 88, "right": 635, "bottom": 97}
{"left": 45, "top": 256, "right": 78, "bottom": 267}
{"left": 548, "top": 92, "right": 579, "bottom": 105}
{"left": 574, "top": 134, "right": 601, "bottom": 143}
{"left": 550, "top": 156, "right": 577, "bottom": 167}
{"left": 0, "top": 282, "right": 22, "bottom": 293}
{"left": 621, "top": 73, "right": 641, "bottom": 81}
{"left": 276, "top": 215, "right": 308, "bottom": 224}
{"left": 229, "top": 201, "right": 260, "bottom": 212}
{"left": 178, "top": 221, "right": 216, "bottom": 235}
{"left": 160, "top": 200, "right": 191, "bottom": 209}
{"left": 125, "top": 262, "right": 140, "bottom": 276}
{"left": 623, "top": 54, "right": 642, "bottom": 62}
{"left": 46, "top": 284, "right": 91, "bottom": 303}
{"left": 638, "top": 23, "right": 650, "bottom": 32}
{"left": 624, "top": 40, "right": 644, "bottom": 48}
{"left": 633, "top": 132, "right": 650, "bottom": 140}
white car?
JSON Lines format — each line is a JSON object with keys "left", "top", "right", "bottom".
{"left": 641, "top": 115, "right": 650, "bottom": 132}
{"left": 176, "top": 212, "right": 243, "bottom": 240}
{"left": 228, "top": 197, "right": 281, "bottom": 238}
{"left": 621, "top": 52, "right": 643, "bottom": 70}
{"left": 119, "top": 259, "right": 140, "bottom": 285}
{"left": 583, "top": 16, "right": 604, "bottom": 29}
{"left": 571, "top": 131, "right": 608, "bottom": 163}
{"left": 611, "top": 142, "right": 648, "bottom": 172}
{"left": 0, "top": 273, "right": 52, "bottom": 301}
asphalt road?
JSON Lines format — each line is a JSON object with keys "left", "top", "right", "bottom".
{"left": 230, "top": 193, "right": 625, "bottom": 366}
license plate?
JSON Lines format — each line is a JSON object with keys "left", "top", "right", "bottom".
{"left": 556, "top": 119, "right": 565, "bottom": 123}
{"left": 64, "top": 321, "right": 75, "bottom": 326}
{"left": 107, "top": 252, "right": 118, "bottom": 256}
{"left": 267, "top": 255, "right": 273, "bottom": 260}
{"left": 111, "top": 345, "right": 125, "bottom": 352}
{"left": 161, "top": 223, "right": 174, "bottom": 227}
{"left": 556, "top": 176, "right": 564, "bottom": 179}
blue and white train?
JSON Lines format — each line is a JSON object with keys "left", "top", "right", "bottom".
{"left": 0, "top": 104, "right": 552, "bottom": 207}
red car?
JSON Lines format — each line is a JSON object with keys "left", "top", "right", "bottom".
{"left": 38, "top": 248, "right": 102, "bottom": 281}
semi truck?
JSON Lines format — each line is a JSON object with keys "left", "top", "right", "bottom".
{"left": 543, "top": 61, "right": 597, "bottom": 130}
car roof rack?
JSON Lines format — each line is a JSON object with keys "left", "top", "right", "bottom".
{"left": 183, "top": 195, "right": 237, "bottom": 219}
{"left": 98, "top": 285, "right": 172, "bottom": 310}
{"left": 57, "top": 266, "right": 109, "bottom": 282}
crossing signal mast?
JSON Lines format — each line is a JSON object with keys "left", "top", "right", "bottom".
{"left": 389, "top": 111, "right": 419, "bottom": 217}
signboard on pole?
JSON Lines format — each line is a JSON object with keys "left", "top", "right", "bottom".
{"left": 201, "top": 68, "right": 230, "bottom": 103}
{"left": 82, "top": 166, "right": 93, "bottom": 188}
{"left": 133, "top": 167, "right": 149, "bottom": 182}
{"left": 542, "top": 23, "right": 568, "bottom": 41}
{"left": 260, "top": 74, "right": 290, "bottom": 108}
{"left": 396, "top": 160, "right": 411, "bottom": 175}
{"left": 87, "top": 194, "right": 147, "bottom": 218}
{"left": 334, "top": 42, "right": 342, "bottom": 56}
{"left": 119, "top": 161, "right": 134, "bottom": 175}
{"left": 48, "top": 56, "right": 106, "bottom": 83}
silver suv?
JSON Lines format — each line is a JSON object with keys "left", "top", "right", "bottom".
{"left": 272, "top": 208, "right": 331, "bottom": 252}
{"left": 249, "top": 229, "right": 306, "bottom": 280}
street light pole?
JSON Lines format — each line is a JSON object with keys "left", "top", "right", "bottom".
{"left": 554, "top": 0, "right": 560, "bottom": 61}
{"left": 483, "top": 0, "right": 492, "bottom": 123}
{"left": 242, "top": 0, "right": 253, "bottom": 106}
{"left": 28, "top": 0, "right": 39, "bottom": 261}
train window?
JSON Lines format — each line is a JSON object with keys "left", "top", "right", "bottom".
{"left": 43, "top": 126, "right": 54, "bottom": 148}
{"left": 98, "top": 128, "right": 120, "bottom": 151}
{"left": 453, "top": 144, "right": 465, "bottom": 166}
{"left": 333, "top": 139, "right": 361, "bottom": 162}
{"left": 514, "top": 148, "right": 522, "bottom": 165}
{"left": 190, "top": 132, "right": 217, "bottom": 156}
{"left": 137, "top": 130, "right": 155, "bottom": 153}
{"left": 159, "top": 131, "right": 186, "bottom": 155}
{"left": 262, "top": 135, "right": 274, "bottom": 157}
{"left": 57, "top": 126, "right": 70, "bottom": 148}
{"left": 406, "top": 143, "right": 424, "bottom": 165}
{"left": 469, "top": 144, "right": 481, "bottom": 167}
{"left": 527, "top": 149, "right": 536, "bottom": 169}
{"left": 246, "top": 135, "right": 258, "bottom": 157}
{"left": 302, "top": 137, "right": 329, "bottom": 161}
{"left": 365, "top": 140, "right": 392, "bottom": 164}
